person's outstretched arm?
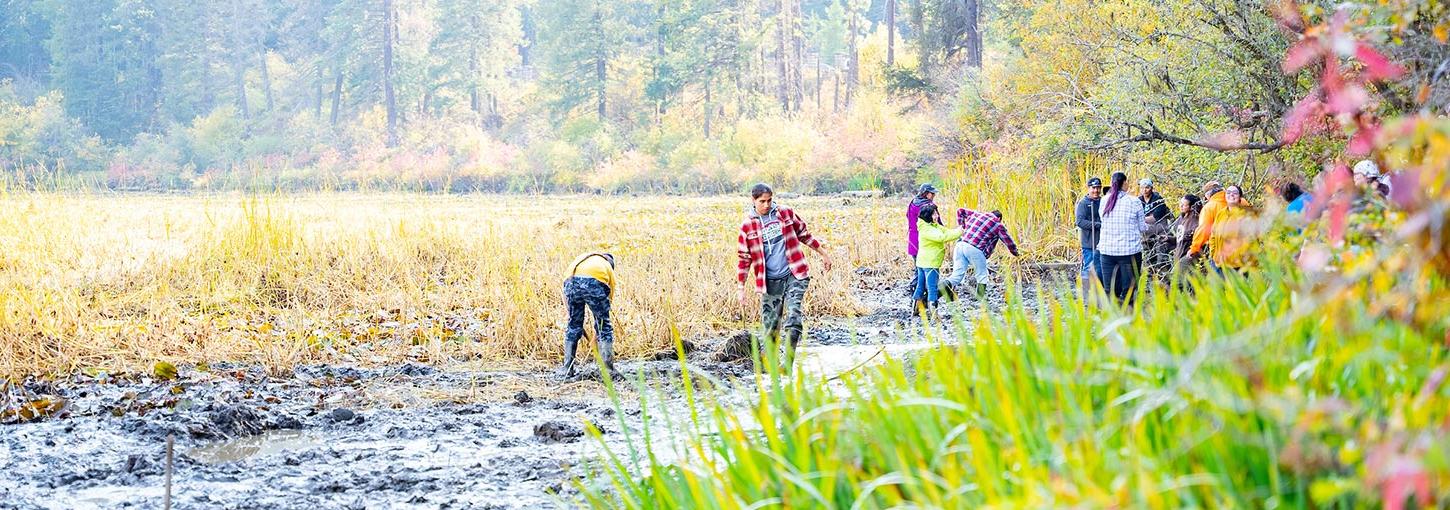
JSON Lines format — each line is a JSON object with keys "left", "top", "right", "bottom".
{"left": 999, "top": 225, "right": 1021, "bottom": 257}
{"left": 791, "top": 211, "right": 833, "bottom": 272}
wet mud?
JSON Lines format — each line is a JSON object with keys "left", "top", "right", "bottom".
{"left": 0, "top": 263, "right": 1068, "bottom": 509}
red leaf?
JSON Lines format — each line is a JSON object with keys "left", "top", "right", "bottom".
{"left": 1328, "top": 199, "right": 1349, "bottom": 242}
{"left": 1345, "top": 122, "right": 1379, "bottom": 156}
{"left": 1389, "top": 169, "right": 1421, "bottom": 209}
{"left": 1280, "top": 94, "right": 1322, "bottom": 143}
{"left": 1355, "top": 42, "right": 1405, "bottom": 81}
{"left": 1321, "top": 62, "right": 1345, "bottom": 95}
{"left": 1307, "top": 162, "right": 1349, "bottom": 219}
{"left": 1282, "top": 39, "right": 1322, "bottom": 73}
{"left": 1326, "top": 84, "right": 1370, "bottom": 114}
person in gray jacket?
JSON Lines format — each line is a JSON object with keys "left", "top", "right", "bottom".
{"left": 1074, "top": 177, "right": 1103, "bottom": 294}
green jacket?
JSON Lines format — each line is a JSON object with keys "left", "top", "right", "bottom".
{"left": 915, "top": 219, "right": 964, "bottom": 269}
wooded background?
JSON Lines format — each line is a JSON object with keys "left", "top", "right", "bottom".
{"left": 0, "top": 0, "right": 1444, "bottom": 192}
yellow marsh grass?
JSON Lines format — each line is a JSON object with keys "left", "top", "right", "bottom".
{"left": 0, "top": 193, "right": 904, "bottom": 378}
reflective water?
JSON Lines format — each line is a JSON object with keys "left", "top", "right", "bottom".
{"left": 185, "top": 430, "right": 319, "bottom": 464}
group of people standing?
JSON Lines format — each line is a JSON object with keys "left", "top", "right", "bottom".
{"left": 1073, "top": 172, "right": 1261, "bottom": 305}
{"left": 1073, "top": 160, "right": 1391, "bottom": 306}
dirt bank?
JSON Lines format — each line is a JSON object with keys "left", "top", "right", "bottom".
{"left": 0, "top": 264, "right": 1068, "bottom": 509}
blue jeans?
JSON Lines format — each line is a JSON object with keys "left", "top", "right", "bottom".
{"left": 911, "top": 267, "right": 941, "bottom": 304}
{"left": 1080, "top": 247, "right": 1098, "bottom": 281}
{"left": 947, "top": 241, "right": 990, "bottom": 286}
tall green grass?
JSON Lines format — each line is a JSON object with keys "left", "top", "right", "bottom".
{"left": 579, "top": 264, "right": 1449, "bottom": 508}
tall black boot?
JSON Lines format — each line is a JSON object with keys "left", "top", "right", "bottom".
{"left": 556, "top": 338, "right": 578, "bottom": 380}
{"left": 598, "top": 340, "right": 623, "bottom": 380}
{"left": 781, "top": 330, "right": 802, "bottom": 373}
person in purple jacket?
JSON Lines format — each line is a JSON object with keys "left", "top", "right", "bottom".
{"left": 906, "top": 183, "right": 938, "bottom": 261}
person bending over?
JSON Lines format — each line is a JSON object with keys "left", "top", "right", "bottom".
{"left": 558, "top": 252, "right": 620, "bottom": 380}
{"left": 948, "top": 208, "right": 1021, "bottom": 298}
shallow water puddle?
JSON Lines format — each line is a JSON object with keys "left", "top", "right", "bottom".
{"left": 186, "top": 430, "right": 320, "bottom": 464}
{"left": 796, "top": 342, "right": 933, "bottom": 380}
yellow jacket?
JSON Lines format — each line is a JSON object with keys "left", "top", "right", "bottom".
{"left": 1188, "top": 190, "right": 1251, "bottom": 256}
{"left": 1210, "top": 205, "right": 1258, "bottom": 269}
{"left": 567, "top": 253, "right": 616, "bottom": 299}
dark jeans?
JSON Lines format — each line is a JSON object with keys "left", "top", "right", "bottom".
{"left": 564, "top": 277, "right": 613, "bottom": 346}
{"left": 1096, "top": 252, "right": 1142, "bottom": 307}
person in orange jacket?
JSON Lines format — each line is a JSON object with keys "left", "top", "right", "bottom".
{"left": 1208, "top": 185, "right": 1260, "bottom": 272}
{"left": 1185, "top": 180, "right": 1249, "bottom": 275}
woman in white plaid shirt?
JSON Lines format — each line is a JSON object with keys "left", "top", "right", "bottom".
{"left": 1096, "top": 172, "right": 1153, "bottom": 306}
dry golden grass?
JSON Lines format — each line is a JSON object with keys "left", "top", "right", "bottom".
{"left": 0, "top": 193, "right": 905, "bottom": 379}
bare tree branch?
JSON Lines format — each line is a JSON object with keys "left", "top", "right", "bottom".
{"left": 1082, "top": 118, "right": 1287, "bottom": 153}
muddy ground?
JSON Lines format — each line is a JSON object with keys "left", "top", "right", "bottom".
{"left": 0, "top": 265, "right": 1070, "bottom": 509}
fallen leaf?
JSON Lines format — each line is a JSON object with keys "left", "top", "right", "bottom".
{"left": 153, "top": 361, "right": 178, "bottom": 381}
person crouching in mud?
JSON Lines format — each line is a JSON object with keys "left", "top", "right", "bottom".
{"left": 736, "top": 183, "right": 833, "bottom": 371}
{"left": 557, "top": 252, "right": 621, "bottom": 380}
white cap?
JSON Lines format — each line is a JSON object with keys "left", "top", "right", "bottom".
{"left": 1352, "top": 160, "right": 1380, "bottom": 178}
{"left": 1138, "top": 178, "right": 1153, "bottom": 187}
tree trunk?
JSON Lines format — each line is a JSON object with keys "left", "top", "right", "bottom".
{"left": 833, "top": 70, "right": 840, "bottom": 112}
{"left": 470, "top": 15, "right": 481, "bottom": 125}
{"left": 846, "top": 9, "right": 858, "bottom": 104}
{"left": 776, "top": 0, "right": 789, "bottom": 112}
{"left": 233, "top": 60, "right": 249, "bottom": 120}
{"left": 791, "top": 0, "right": 804, "bottom": 111}
{"left": 519, "top": 6, "right": 534, "bottom": 68}
{"left": 382, "top": 0, "right": 398, "bottom": 146}
{"left": 329, "top": 69, "right": 343, "bottom": 127}
{"left": 314, "top": 81, "right": 323, "bottom": 120}
{"left": 964, "top": 0, "right": 982, "bottom": 68}
{"left": 657, "top": 2, "right": 666, "bottom": 118}
{"left": 814, "top": 55, "right": 821, "bottom": 110}
{"left": 886, "top": 0, "right": 896, "bottom": 67}
{"left": 259, "top": 46, "right": 273, "bottom": 112}
{"left": 595, "top": 12, "right": 607, "bottom": 121}
{"left": 910, "top": 0, "right": 928, "bottom": 75}
{"left": 704, "top": 75, "right": 713, "bottom": 139}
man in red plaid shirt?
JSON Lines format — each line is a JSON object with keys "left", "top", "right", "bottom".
{"left": 736, "top": 183, "right": 834, "bottom": 370}
{"left": 946, "top": 208, "right": 1021, "bottom": 297}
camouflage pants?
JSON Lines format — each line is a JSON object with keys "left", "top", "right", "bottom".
{"left": 761, "top": 274, "right": 810, "bottom": 346}
{"left": 564, "top": 277, "right": 613, "bottom": 345}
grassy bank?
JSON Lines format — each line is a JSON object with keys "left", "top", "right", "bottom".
{"left": 582, "top": 261, "right": 1450, "bottom": 508}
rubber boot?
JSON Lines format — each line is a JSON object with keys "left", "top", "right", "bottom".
{"left": 781, "top": 330, "right": 802, "bottom": 373}
{"left": 975, "top": 283, "right": 988, "bottom": 300}
{"left": 555, "top": 339, "right": 578, "bottom": 380}
{"left": 598, "top": 341, "right": 623, "bottom": 381}
{"left": 939, "top": 282, "right": 957, "bottom": 303}
{"left": 914, "top": 299, "right": 929, "bottom": 318}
